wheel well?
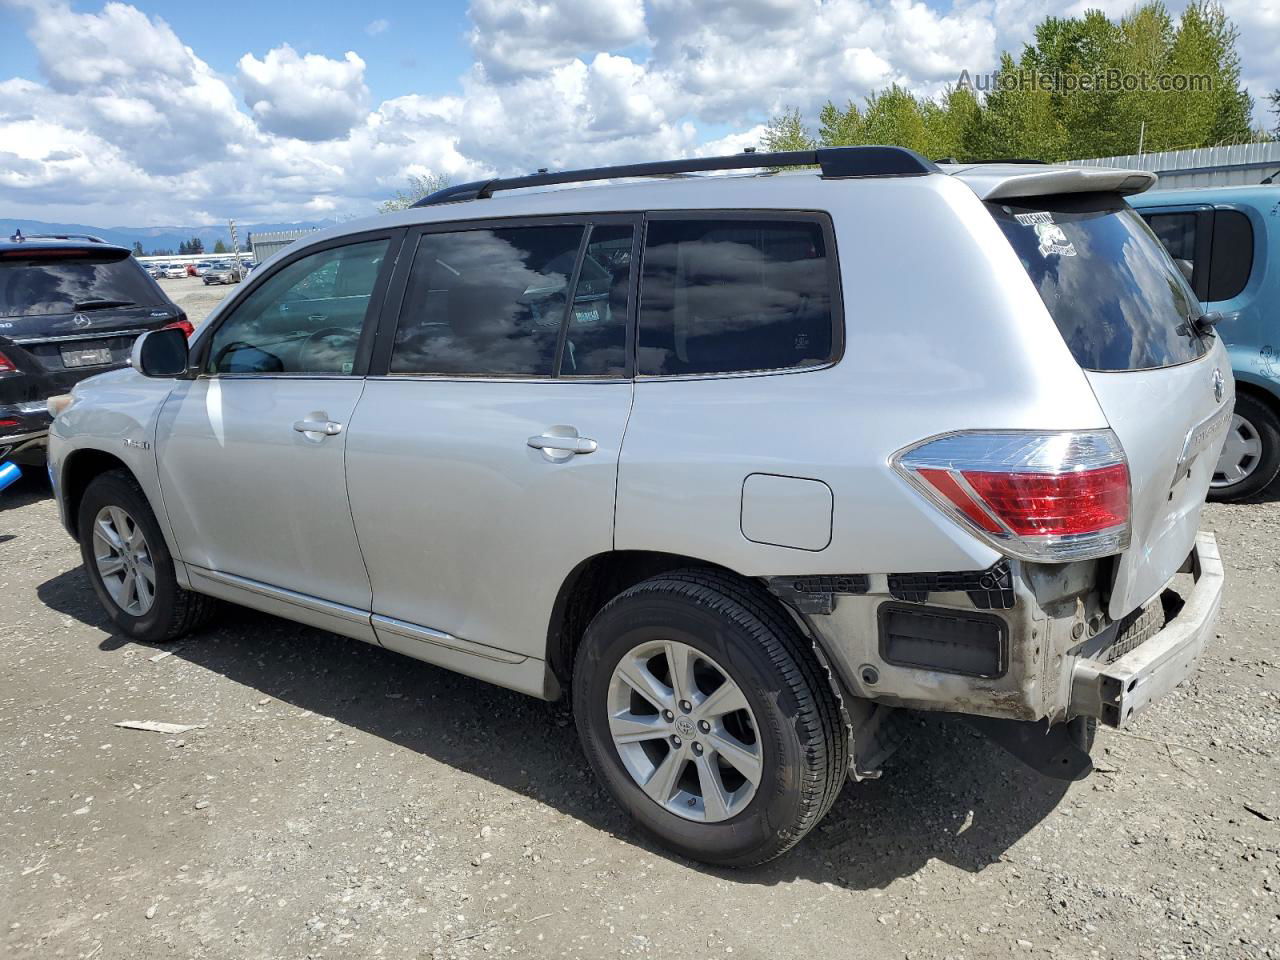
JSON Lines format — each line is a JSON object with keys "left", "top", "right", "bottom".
{"left": 1235, "top": 380, "right": 1280, "bottom": 420}
{"left": 545, "top": 551, "right": 740, "bottom": 692}
{"left": 61, "top": 449, "right": 131, "bottom": 540}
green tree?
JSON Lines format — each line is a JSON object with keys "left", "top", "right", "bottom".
{"left": 818, "top": 100, "right": 862, "bottom": 146}
{"left": 379, "top": 173, "right": 452, "bottom": 213}
{"left": 760, "top": 0, "right": 1255, "bottom": 162}
{"left": 213, "top": 239, "right": 228, "bottom": 253}
{"left": 187, "top": 236, "right": 204, "bottom": 254}
{"left": 760, "top": 107, "right": 816, "bottom": 152}
{"left": 132, "top": 241, "right": 144, "bottom": 256}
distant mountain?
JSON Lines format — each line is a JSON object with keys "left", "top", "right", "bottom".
{"left": 0, "top": 218, "right": 336, "bottom": 255}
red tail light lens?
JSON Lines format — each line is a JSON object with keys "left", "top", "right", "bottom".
{"left": 0, "top": 350, "right": 15, "bottom": 374}
{"left": 163, "top": 315, "right": 194, "bottom": 338}
{"left": 893, "top": 430, "right": 1130, "bottom": 562}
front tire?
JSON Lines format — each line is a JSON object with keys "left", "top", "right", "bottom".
{"left": 573, "top": 569, "right": 848, "bottom": 867}
{"left": 78, "top": 469, "right": 216, "bottom": 643}
{"left": 1209, "top": 393, "right": 1280, "bottom": 502}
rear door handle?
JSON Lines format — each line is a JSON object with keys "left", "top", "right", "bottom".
{"left": 294, "top": 419, "right": 343, "bottom": 436}
{"left": 527, "top": 434, "right": 597, "bottom": 456}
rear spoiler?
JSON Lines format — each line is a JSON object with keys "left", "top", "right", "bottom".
{"left": 941, "top": 163, "right": 1156, "bottom": 201}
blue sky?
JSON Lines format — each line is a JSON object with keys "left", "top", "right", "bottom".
{"left": 0, "top": 1, "right": 477, "bottom": 106}
{"left": 1, "top": 0, "right": 1276, "bottom": 226}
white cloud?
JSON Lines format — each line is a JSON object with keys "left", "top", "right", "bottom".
{"left": 0, "top": 0, "right": 1275, "bottom": 227}
{"left": 468, "top": 0, "right": 647, "bottom": 80}
{"left": 238, "top": 45, "right": 370, "bottom": 142}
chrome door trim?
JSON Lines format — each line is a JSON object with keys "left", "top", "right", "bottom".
{"left": 189, "top": 566, "right": 370, "bottom": 626}
{"left": 371, "top": 614, "right": 527, "bottom": 665}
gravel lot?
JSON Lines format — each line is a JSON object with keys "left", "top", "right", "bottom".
{"left": 157, "top": 275, "right": 238, "bottom": 327}
{"left": 1, "top": 286, "right": 1277, "bottom": 958}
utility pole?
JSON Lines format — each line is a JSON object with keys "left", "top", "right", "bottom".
{"left": 229, "top": 219, "right": 243, "bottom": 278}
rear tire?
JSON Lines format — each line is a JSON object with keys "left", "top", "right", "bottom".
{"left": 573, "top": 569, "right": 848, "bottom": 867}
{"left": 1208, "top": 393, "right": 1280, "bottom": 502}
{"left": 78, "top": 469, "right": 217, "bottom": 643}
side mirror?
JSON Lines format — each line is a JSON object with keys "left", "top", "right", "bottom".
{"left": 131, "top": 327, "right": 190, "bottom": 378}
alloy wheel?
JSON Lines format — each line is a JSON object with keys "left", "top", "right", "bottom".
{"left": 606, "top": 639, "right": 762, "bottom": 823}
{"left": 92, "top": 505, "right": 156, "bottom": 616}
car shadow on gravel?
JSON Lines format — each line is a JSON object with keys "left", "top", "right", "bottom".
{"left": 39, "top": 565, "right": 1068, "bottom": 891}
{"left": 1, "top": 468, "right": 52, "bottom": 511}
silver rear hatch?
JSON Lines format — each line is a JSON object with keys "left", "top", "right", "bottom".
{"left": 982, "top": 183, "right": 1229, "bottom": 619}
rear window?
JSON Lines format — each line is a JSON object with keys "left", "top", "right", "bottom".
{"left": 0, "top": 251, "right": 163, "bottom": 317}
{"left": 990, "top": 198, "right": 1207, "bottom": 371}
{"left": 637, "top": 217, "right": 838, "bottom": 376}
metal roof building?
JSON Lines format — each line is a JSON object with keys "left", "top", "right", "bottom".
{"left": 251, "top": 228, "right": 318, "bottom": 264}
{"left": 1069, "top": 141, "right": 1280, "bottom": 190}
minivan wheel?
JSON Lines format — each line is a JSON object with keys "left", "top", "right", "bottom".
{"left": 1208, "top": 394, "right": 1280, "bottom": 502}
{"left": 573, "top": 569, "right": 848, "bottom": 867}
{"left": 78, "top": 470, "right": 217, "bottom": 643}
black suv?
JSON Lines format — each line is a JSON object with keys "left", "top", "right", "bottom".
{"left": 0, "top": 231, "right": 190, "bottom": 467}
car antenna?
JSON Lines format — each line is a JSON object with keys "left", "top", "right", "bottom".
{"left": 1261, "top": 168, "right": 1279, "bottom": 185}
{"left": 10, "top": 227, "right": 23, "bottom": 242}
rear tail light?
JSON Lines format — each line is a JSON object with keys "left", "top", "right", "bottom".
{"left": 163, "top": 314, "right": 194, "bottom": 338}
{"left": 892, "top": 430, "right": 1130, "bottom": 562}
{"left": 0, "top": 350, "right": 15, "bottom": 374}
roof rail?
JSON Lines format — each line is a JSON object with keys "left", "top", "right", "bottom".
{"left": 412, "top": 145, "right": 938, "bottom": 207}
{"left": 15, "top": 232, "right": 108, "bottom": 244}
{"left": 934, "top": 157, "right": 1048, "bottom": 166}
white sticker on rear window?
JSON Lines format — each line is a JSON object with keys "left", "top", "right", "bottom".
{"left": 1014, "top": 211, "right": 1055, "bottom": 225}
{"left": 1034, "top": 222, "right": 1076, "bottom": 258}
{"left": 1014, "top": 211, "right": 1077, "bottom": 257}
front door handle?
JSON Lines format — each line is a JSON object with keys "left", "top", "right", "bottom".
{"left": 294, "top": 418, "right": 343, "bottom": 436}
{"left": 528, "top": 433, "right": 597, "bottom": 457}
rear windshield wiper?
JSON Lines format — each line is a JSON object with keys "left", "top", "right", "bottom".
{"left": 73, "top": 299, "right": 136, "bottom": 310}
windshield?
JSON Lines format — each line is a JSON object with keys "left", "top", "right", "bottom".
{"left": 0, "top": 252, "right": 164, "bottom": 318}
{"left": 990, "top": 196, "right": 1207, "bottom": 371}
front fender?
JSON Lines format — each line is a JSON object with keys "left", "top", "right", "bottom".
{"left": 50, "top": 369, "right": 186, "bottom": 582}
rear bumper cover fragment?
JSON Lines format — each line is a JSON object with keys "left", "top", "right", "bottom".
{"left": 1070, "top": 532, "right": 1222, "bottom": 727}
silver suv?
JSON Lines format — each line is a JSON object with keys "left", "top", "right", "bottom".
{"left": 47, "top": 147, "right": 1229, "bottom": 867}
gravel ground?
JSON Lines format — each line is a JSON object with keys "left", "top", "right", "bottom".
{"left": 1, "top": 304, "right": 1277, "bottom": 957}
{"left": 157, "top": 276, "right": 237, "bottom": 327}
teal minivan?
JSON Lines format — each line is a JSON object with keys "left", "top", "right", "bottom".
{"left": 1130, "top": 185, "right": 1280, "bottom": 500}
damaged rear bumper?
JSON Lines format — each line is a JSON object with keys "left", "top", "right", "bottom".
{"left": 1069, "top": 532, "right": 1222, "bottom": 728}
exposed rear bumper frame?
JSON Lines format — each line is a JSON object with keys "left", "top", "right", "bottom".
{"left": 1070, "top": 532, "right": 1222, "bottom": 727}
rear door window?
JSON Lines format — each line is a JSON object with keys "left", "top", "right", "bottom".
{"left": 1143, "top": 212, "right": 1200, "bottom": 288}
{"left": 0, "top": 251, "right": 164, "bottom": 317}
{"left": 561, "top": 224, "right": 634, "bottom": 377}
{"left": 637, "top": 216, "right": 839, "bottom": 376}
{"left": 390, "top": 225, "right": 586, "bottom": 377}
{"left": 990, "top": 198, "right": 1207, "bottom": 371}
{"left": 1206, "top": 209, "right": 1253, "bottom": 302}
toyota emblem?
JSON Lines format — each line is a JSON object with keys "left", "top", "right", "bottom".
{"left": 73, "top": 313, "right": 92, "bottom": 329}
{"left": 1212, "top": 368, "right": 1224, "bottom": 403}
